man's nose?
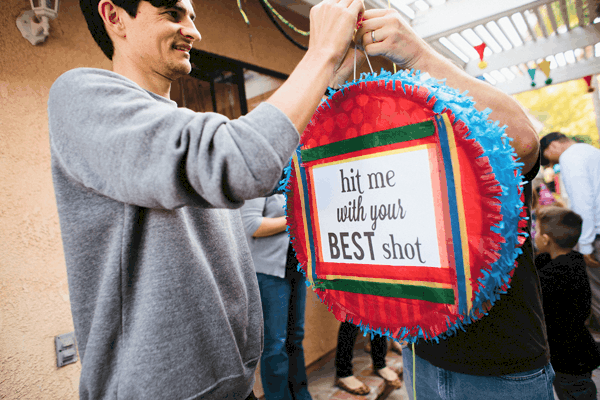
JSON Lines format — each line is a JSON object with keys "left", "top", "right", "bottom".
{"left": 180, "top": 20, "right": 201, "bottom": 43}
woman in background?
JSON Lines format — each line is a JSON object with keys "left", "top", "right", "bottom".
{"left": 241, "top": 195, "right": 312, "bottom": 400}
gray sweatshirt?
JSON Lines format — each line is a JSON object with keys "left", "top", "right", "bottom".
{"left": 48, "top": 68, "right": 299, "bottom": 399}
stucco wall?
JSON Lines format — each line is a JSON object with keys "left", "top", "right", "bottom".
{"left": 0, "top": 0, "right": 357, "bottom": 398}
{"left": 192, "top": 0, "right": 308, "bottom": 75}
{"left": 0, "top": 1, "right": 112, "bottom": 398}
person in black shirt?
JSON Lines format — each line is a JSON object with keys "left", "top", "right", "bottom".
{"left": 355, "top": 8, "right": 550, "bottom": 400}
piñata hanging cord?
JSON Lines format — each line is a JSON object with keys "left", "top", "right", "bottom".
{"left": 353, "top": 43, "right": 357, "bottom": 82}
{"left": 364, "top": 45, "right": 374, "bottom": 73}
{"left": 387, "top": 0, "right": 397, "bottom": 73}
{"left": 352, "top": 42, "right": 374, "bottom": 83}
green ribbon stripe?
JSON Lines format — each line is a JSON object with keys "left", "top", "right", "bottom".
{"left": 314, "top": 279, "right": 455, "bottom": 304}
{"left": 301, "top": 120, "right": 435, "bottom": 162}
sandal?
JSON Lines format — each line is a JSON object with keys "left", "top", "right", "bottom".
{"left": 375, "top": 367, "right": 403, "bottom": 389}
{"left": 391, "top": 365, "right": 404, "bottom": 376}
{"left": 335, "top": 376, "right": 370, "bottom": 395}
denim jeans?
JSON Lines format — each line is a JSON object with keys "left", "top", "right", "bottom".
{"left": 554, "top": 371, "right": 597, "bottom": 400}
{"left": 256, "top": 269, "right": 312, "bottom": 400}
{"left": 402, "top": 345, "right": 555, "bottom": 400}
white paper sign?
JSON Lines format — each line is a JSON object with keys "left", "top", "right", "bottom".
{"left": 312, "top": 148, "right": 442, "bottom": 268}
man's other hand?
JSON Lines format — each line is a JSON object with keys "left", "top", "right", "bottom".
{"left": 355, "top": 8, "right": 427, "bottom": 71}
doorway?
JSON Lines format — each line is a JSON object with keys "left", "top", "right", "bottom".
{"left": 171, "top": 49, "right": 287, "bottom": 118}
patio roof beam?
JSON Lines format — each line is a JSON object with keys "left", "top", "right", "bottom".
{"left": 513, "top": 15, "right": 531, "bottom": 42}
{"left": 413, "top": 0, "right": 557, "bottom": 41}
{"left": 547, "top": 3, "right": 560, "bottom": 35}
{"left": 496, "top": 56, "right": 600, "bottom": 94}
{"left": 576, "top": 0, "right": 586, "bottom": 28}
{"left": 534, "top": 6, "right": 549, "bottom": 38}
{"left": 523, "top": 10, "right": 541, "bottom": 42}
{"left": 430, "top": 41, "right": 468, "bottom": 67}
{"left": 559, "top": 0, "right": 571, "bottom": 31}
{"left": 464, "top": 25, "right": 600, "bottom": 76}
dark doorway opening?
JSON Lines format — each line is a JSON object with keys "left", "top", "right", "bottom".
{"left": 171, "top": 49, "right": 288, "bottom": 118}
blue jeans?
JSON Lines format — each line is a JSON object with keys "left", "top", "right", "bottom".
{"left": 256, "top": 270, "right": 312, "bottom": 400}
{"left": 402, "top": 345, "right": 555, "bottom": 400}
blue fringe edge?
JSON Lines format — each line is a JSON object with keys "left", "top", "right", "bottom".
{"left": 277, "top": 68, "right": 526, "bottom": 344}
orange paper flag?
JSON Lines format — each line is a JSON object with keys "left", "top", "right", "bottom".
{"left": 538, "top": 60, "right": 552, "bottom": 84}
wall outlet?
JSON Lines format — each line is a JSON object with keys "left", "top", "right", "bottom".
{"left": 55, "top": 332, "right": 78, "bottom": 367}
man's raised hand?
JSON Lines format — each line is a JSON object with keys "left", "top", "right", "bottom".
{"left": 308, "top": 0, "right": 365, "bottom": 69}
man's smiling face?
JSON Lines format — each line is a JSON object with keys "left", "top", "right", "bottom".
{"left": 120, "top": 0, "right": 200, "bottom": 81}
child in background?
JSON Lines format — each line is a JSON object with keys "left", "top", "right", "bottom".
{"left": 532, "top": 182, "right": 565, "bottom": 251}
{"left": 535, "top": 207, "right": 600, "bottom": 399}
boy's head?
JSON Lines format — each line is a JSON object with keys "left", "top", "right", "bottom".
{"left": 80, "top": 0, "right": 200, "bottom": 79}
{"left": 535, "top": 206, "right": 583, "bottom": 252}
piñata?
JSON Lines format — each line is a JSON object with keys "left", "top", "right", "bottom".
{"left": 281, "top": 69, "right": 528, "bottom": 343}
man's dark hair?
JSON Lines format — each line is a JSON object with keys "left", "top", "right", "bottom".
{"left": 537, "top": 206, "right": 583, "bottom": 249}
{"left": 539, "top": 131, "right": 570, "bottom": 166}
{"left": 80, "top": 0, "right": 179, "bottom": 60}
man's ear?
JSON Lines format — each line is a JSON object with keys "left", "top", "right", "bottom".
{"left": 541, "top": 233, "right": 552, "bottom": 248}
{"left": 98, "top": 0, "right": 127, "bottom": 38}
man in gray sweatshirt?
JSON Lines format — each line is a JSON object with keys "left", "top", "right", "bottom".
{"left": 48, "top": 0, "right": 363, "bottom": 398}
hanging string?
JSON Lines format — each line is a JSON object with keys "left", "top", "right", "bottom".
{"left": 387, "top": 0, "right": 397, "bottom": 73}
{"left": 237, "top": 0, "right": 250, "bottom": 26}
{"left": 261, "top": 0, "right": 310, "bottom": 36}
{"left": 364, "top": 49, "right": 374, "bottom": 74}
{"left": 354, "top": 43, "right": 357, "bottom": 82}
{"left": 412, "top": 342, "right": 417, "bottom": 400}
{"left": 258, "top": 0, "right": 308, "bottom": 50}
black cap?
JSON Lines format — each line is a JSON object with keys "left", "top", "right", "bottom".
{"left": 539, "top": 132, "right": 567, "bottom": 166}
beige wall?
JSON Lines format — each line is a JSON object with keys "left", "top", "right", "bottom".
{"left": 0, "top": 0, "right": 112, "bottom": 398}
{"left": 191, "top": 0, "right": 308, "bottom": 75}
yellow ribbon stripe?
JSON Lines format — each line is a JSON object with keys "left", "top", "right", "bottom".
{"left": 441, "top": 113, "right": 472, "bottom": 311}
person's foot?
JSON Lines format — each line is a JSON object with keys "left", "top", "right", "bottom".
{"left": 375, "top": 366, "right": 402, "bottom": 389}
{"left": 335, "top": 375, "right": 370, "bottom": 395}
